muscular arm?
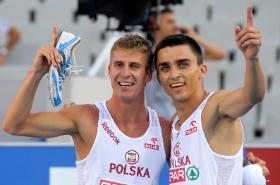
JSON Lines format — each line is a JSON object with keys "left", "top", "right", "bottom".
{"left": 217, "top": 6, "right": 265, "bottom": 118}
{"left": 3, "top": 27, "right": 77, "bottom": 138}
{"left": 3, "top": 64, "right": 77, "bottom": 138}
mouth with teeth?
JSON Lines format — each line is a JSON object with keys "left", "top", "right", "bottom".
{"left": 119, "top": 82, "right": 134, "bottom": 87}
{"left": 170, "top": 82, "right": 185, "bottom": 88}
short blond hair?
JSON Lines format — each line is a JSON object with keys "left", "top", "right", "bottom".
{"left": 111, "top": 34, "right": 153, "bottom": 70}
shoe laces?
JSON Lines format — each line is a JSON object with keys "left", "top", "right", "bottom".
{"left": 57, "top": 58, "right": 82, "bottom": 88}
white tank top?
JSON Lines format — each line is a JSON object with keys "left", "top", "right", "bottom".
{"left": 76, "top": 101, "right": 166, "bottom": 185}
{"left": 169, "top": 93, "right": 243, "bottom": 185}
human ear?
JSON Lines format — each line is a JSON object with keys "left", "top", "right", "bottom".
{"left": 199, "top": 64, "right": 207, "bottom": 79}
{"left": 145, "top": 69, "right": 152, "bottom": 83}
{"left": 107, "top": 64, "right": 112, "bottom": 78}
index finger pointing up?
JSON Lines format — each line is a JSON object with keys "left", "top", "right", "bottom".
{"left": 51, "top": 26, "right": 58, "bottom": 47}
{"left": 246, "top": 5, "right": 254, "bottom": 27}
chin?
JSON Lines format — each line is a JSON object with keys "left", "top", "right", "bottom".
{"left": 120, "top": 95, "right": 135, "bottom": 103}
{"left": 173, "top": 94, "right": 188, "bottom": 103}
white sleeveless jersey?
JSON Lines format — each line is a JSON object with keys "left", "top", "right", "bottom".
{"left": 76, "top": 101, "right": 166, "bottom": 185}
{"left": 169, "top": 93, "right": 243, "bottom": 185}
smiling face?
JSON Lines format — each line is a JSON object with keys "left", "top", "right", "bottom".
{"left": 156, "top": 45, "right": 207, "bottom": 103}
{"left": 108, "top": 48, "right": 151, "bottom": 103}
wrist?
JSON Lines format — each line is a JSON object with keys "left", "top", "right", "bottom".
{"left": 28, "top": 68, "right": 46, "bottom": 79}
{"left": 245, "top": 56, "right": 259, "bottom": 63}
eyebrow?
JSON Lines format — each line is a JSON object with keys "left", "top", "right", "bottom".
{"left": 176, "top": 58, "right": 191, "bottom": 63}
{"left": 112, "top": 60, "right": 123, "bottom": 63}
{"left": 157, "top": 62, "right": 169, "bottom": 69}
{"left": 113, "top": 60, "right": 143, "bottom": 67}
{"left": 157, "top": 58, "right": 191, "bottom": 67}
{"left": 130, "top": 62, "right": 142, "bottom": 67}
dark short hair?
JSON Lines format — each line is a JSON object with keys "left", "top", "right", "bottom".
{"left": 154, "top": 34, "right": 203, "bottom": 70}
{"left": 111, "top": 34, "right": 153, "bottom": 71}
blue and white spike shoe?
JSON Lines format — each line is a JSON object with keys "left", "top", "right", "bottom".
{"left": 49, "top": 30, "right": 81, "bottom": 107}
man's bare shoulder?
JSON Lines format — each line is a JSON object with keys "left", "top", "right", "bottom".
{"left": 202, "top": 90, "right": 233, "bottom": 124}
{"left": 205, "top": 90, "right": 232, "bottom": 110}
{"left": 61, "top": 103, "right": 98, "bottom": 112}
{"left": 60, "top": 103, "right": 99, "bottom": 125}
{"left": 208, "top": 90, "right": 231, "bottom": 101}
{"left": 203, "top": 90, "right": 241, "bottom": 130}
{"left": 206, "top": 89, "right": 245, "bottom": 112}
{"left": 76, "top": 104, "right": 99, "bottom": 114}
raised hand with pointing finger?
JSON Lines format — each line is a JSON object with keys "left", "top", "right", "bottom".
{"left": 235, "top": 6, "right": 262, "bottom": 60}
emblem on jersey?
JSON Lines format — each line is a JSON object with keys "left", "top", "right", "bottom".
{"left": 102, "top": 122, "right": 120, "bottom": 145}
{"left": 185, "top": 120, "right": 197, "bottom": 136}
{"left": 186, "top": 166, "right": 199, "bottom": 181}
{"left": 169, "top": 167, "right": 186, "bottom": 184}
{"left": 173, "top": 142, "right": 181, "bottom": 157}
{"left": 125, "top": 150, "right": 139, "bottom": 165}
{"left": 100, "top": 179, "right": 126, "bottom": 185}
{"left": 109, "top": 150, "right": 150, "bottom": 178}
{"left": 144, "top": 137, "right": 159, "bottom": 150}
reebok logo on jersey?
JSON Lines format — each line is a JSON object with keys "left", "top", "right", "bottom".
{"left": 102, "top": 122, "right": 120, "bottom": 145}
{"left": 185, "top": 120, "right": 197, "bottom": 136}
{"left": 144, "top": 137, "right": 159, "bottom": 150}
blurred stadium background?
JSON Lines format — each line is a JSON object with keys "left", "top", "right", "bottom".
{"left": 0, "top": 0, "right": 279, "bottom": 184}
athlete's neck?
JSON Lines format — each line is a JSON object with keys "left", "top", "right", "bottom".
{"left": 106, "top": 98, "right": 149, "bottom": 137}
{"left": 107, "top": 97, "right": 148, "bottom": 125}
{"left": 175, "top": 90, "right": 209, "bottom": 127}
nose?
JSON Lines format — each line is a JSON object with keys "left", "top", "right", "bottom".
{"left": 170, "top": 67, "right": 180, "bottom": 80}
{"left": 120, "top": 65, "right": 131, "bottom": 77}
